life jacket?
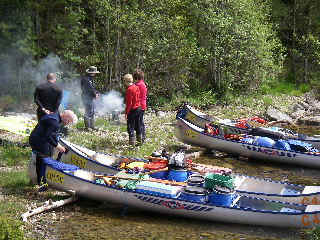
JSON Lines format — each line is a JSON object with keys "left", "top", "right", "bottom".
{"left": 204, "top": 123, "right": 219, "bottom": 135}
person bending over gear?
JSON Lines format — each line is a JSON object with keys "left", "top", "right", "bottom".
{"left": 29, "top": 110, "right": 78, "bottom": 191}
{"left": 34, "top": 73, "right": 62, "bottom": 121}
{"left": 80, "top": 66, "right": 100, "bottom": 130}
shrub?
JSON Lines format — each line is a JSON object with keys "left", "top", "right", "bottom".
{"left": 0, "top": 216, "right": 24, "bottom": 240}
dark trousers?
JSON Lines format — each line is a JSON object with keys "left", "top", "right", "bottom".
{"left": 33, "top": 145, "right": 53, "bottom": 185}
{"left": 82, "top": 97, "right": 95, "bottom": 119}
{"left": 139, "top": 110, "right": 146, "bottom": 138}
{"left": 35, "top": 152, "right": 50, "bottom": 185}
{"left": 127, "top": 107, "right": 142, "bottom": 138}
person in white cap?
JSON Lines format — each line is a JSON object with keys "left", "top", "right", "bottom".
{"left": 80, "top": 66, "right": 100, "bottom": 130}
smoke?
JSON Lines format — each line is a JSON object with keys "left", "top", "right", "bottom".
{"left": 0, "top": 51, "right": 76, "bottom": 100}
{"left": 95, "top": 90, "right": 125, "bottom": 116}
{"left": 0, "top": 48, "right": 124, "bottom": 116}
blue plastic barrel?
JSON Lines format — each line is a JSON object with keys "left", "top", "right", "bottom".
{"left": 253, "top": 137, "right": 275, "bottom": 148}
{"left": 168, "top": 169, "right": 188, "bottom": 182}
{"left": 180, "top": 186, "right": 208, "bottom": 203}
{"left": 150, "top": 170, "right": 168, "bottom": 180}
{"left": 208, "top": 186, "right": 235, "bottom": 207}
{"left": 274, "top": 139, "right": 291, "bottom": 150}
{"left": 187, "top": 174, "right": 205, "bottom": 187}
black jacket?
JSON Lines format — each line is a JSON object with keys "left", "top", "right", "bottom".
{"left": 81, "top": 75, "right": 98, "bottom": 100}
{"left": 29, "top": 113, "right": 61, "bottom": 155}
{"left": 34, "top": 82, "right": 62, "bottom": 112}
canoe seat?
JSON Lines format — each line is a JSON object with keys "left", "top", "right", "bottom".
{"left": 236, "top": 178, "right": 284, "bottom": 194}
{"left": 280, "top": 187, "right": 300, "bottom": 196}
{"left": 306, "top": 205, "right": 320, "bottom": 212}
{"left": 302, "top": 186, "right": 320, "bottom": 195}
{"left": 73, "top": 169, "right": 96, "bottom": 181}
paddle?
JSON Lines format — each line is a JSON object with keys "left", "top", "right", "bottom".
{"left": 95, "top": 174, "right": 187, "bottom": 187}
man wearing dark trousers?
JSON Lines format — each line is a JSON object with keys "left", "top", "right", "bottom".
{"left": 123, "top": 73, "right": 142, "bottom": 146}
{"left": 34, "top": 73, "right": 63, "bottom": 121}
{"left": 29, "top": 110, "right": 78, "bottom": 191}
{"left": 80, "top": 66, "right": 100, "bottom": 130}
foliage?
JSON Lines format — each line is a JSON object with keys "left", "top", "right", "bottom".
{"left": 272, "top": 0, "right": 320, "bottom": 85}
{"left": 0, "top": 216, "right": 24, "bottom": 240}
{"left": 0, "top": 0, "right": 286, "bottom": 105}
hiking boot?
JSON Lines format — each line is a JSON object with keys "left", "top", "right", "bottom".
{"left": 89, "top": 118, "right": 98, "bottom": 130}
{"left": 137, "top": 134, "right": 143, "bottom": 145}
{"left": 38, "top": 185, "right": 48, "bottom": 192}
{"left": 84, "top": 117, "right": 90, "bottom": 130}
{"left": 129, "top": 136, "right": 136, "bottom": 146}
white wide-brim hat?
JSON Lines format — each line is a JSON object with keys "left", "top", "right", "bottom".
{"left": 86, "top": 66, "right": 100, "bottom": 74}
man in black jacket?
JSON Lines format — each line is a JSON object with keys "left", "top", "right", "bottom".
{"left": 29, "top": 110, "right": 78, "bottom": 191}
{"left": 34, "top": 73, "right": 63, "bottom": 121}
{"left": 81, "top": 66, "right": 100, "bottom": 129}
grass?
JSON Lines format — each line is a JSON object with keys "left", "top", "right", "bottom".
{"left": 0, "top": 144, "right": 30, "bottom": 167}
{"left": 0, "top": 145, "right": 33, "bottom": 240}
{"left": 68, "top": 111, "right": 180, "bottom": 158}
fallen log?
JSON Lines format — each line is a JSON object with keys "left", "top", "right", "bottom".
{"left": 21, "top": 190, "right": 77, "bottom": 222}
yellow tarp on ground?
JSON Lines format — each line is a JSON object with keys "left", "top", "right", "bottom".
{"left": 0, "top": 115, "right": 36, "bottom": 136}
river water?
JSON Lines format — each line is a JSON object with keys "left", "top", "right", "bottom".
{"left": 52, "top": 126, "right": 320, "bottom": 240}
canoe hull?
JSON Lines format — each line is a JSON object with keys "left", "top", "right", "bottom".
{"left": 176, "top": 117, "right": 320, "bottom": 168}
{"left": 178, "top": 104, "right": 320, "bottom": 149}
{"left": 41, "top": 162, "right": 320, "bottom": 229}
{"left": 51, "top": 139, "right": 320, "bottom": 205}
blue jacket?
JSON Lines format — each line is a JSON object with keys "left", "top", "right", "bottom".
{"left": 29, "top": 113, "right": 61, "bottom": 155}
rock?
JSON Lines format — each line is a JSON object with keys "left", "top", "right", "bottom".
{"left": 292, "top": 103, "right": 305, "bottom": 111}
{"left": 298, "top": 115, "right": 320, "bottom": 126}
{"left": 290, "top": 109, "right": 306, "bottom": 119}
{"left": 266, "top": 106, "right": 293, "bottom": 122}
{"left": 299, "top": 101, "right": 310, "bottom": 110}
{"left": 156, "top": 111, "right": 166, "bottom": 117}
{"left": 311, "top": 101, "right": 320, "bottom": 111}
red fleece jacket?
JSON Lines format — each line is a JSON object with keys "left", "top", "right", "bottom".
{"left": 135, "top": 80, "right": 147, "bottom": 110}
{"left": 125, "top": 84, "right": 141, "bottom": 115}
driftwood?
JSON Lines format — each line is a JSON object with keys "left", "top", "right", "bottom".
{"left": 21, "top": 190, "right": 77, "bottom": 222}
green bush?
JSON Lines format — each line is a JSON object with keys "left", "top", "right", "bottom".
{"left": 0, "top": 216, "right": 24, "bottom": 240}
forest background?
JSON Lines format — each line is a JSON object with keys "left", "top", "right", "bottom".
{"left": 1, "top": 0, "right": 320, "bottom": 110}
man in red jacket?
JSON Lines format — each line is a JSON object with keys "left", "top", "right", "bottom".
{"left": 123, "top": 74, "right": 142, "bottom": 145}
{"left": 133, "top": 68, "right": 148, "bottom": 143}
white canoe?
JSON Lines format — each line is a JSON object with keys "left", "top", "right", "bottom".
{"left": 54, "top": 139, "right": 320, "bottom": 205}
{"left": 28, "top": 157, "right": 320, "bottom": 228}
{"left": 55, "top": 138, "right": 148, "bottom": 176}
{"left": 176, "top": 117, "right": 320, "bottom": 169}
{"left": 177, "top": 104, "right": 320, "bottom": 149}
